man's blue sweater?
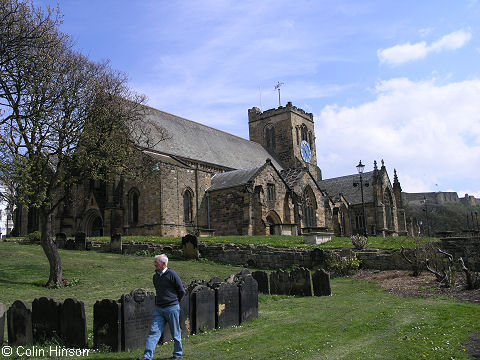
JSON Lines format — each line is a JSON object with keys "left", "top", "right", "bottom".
{"left": 153, "top": 268, "right": 186, "bottom": 307}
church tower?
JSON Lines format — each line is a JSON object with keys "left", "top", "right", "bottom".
{"left": 248, "top": 102, "right": 322, "bottom": 180}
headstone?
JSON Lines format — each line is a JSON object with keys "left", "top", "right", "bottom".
{"left": 269, "top": 269, "right": 291, "bottom": 295}
{"left": 179, "top": 289, "right": 191, "bottom": 338}
{"left": 60, "top": 298, "right": 87, "bottom": 348}
{"left": 121, "top": 288, "right": 155, "bottom": 351}
{"left": 55, "top": 233, "right": 66, "bottom": 249}
{"left": 110, "top": 233, "right": 122, "bottom": 254}
{"left": 289, "top": 268, "right": 313, "bottom": 296}
{"left": 182, "top": 234, "right": 199, "bottom": 259}
{"left": 214, "top": 282, "right": 240, "bottom": 329}
{"left": 238, "top": 275, "right": 258, "bottom": 323}
{"left": 32, "top": 296, "right": 61, "bottom": 343}
{"left": 312, "top": 269, "right": 332, "bottom": 296}
{"left": 64, "top": 238, "right": 75, "bottom": 250}
{"left": 93, "top": 299, "right": 122, "bottom": 352}
{"left": 7, "top": 300, "right": 33, "bottom": 346}
{"left": 0, "top": 303, "right": 5, "bottom": 346}
{"left": 252, "top": 271, "right": 269, "bottom": 294}
{"left": 190, "top": 285, "right": 215, "bottom": 334}
{"left": 74, "top": 232, "right": 87, "bottom": 250}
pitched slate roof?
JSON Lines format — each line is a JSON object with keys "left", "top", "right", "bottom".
{"left": 280, "top": 168, "right": 305, "bottom": 188}
{"left": 319, "top": 171, "right": 374, "bottom": 205}
{"left": 207, "top": 165, "right": 265, "bottom": 192}
{"left": 144, "top": 107, "right": 282, "bottom": 170}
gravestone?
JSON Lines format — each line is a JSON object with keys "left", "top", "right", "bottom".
{"left": 64, "top": 238, "right": 76, "bottom": 250}
{"left": 252, "top": 271, "right": 269, "bottom": 294}
{"left": 0, "top": 303, "right": 5, "bottom": 346}
{"left": 269, "top": 269, "right": 291, "bottom": 295}
{"left": 238, "top": 275, "right": 258, "bottom": 323}
{"left": 7, "top": 300, "right": 33, "bottom": 346}
{"left": 60, "top": 298, "right": 87, "bottom": 348}
{"left": 32, "top": 296, "right": 61, "bottom": 343}
{"left": 213, "top": 282, "right": 240, "bottom": 329}
{"left": 182, "top": 234, "right": 199, "bottom": 259}
{"left": 55, "top": 233, "right": 66, "bottom": 249}
{"left": 121, "top": 288, "right": 155, "bottom": 351}
{"left": 110, "top": 233, "right": 122, "bottom": 254}
{"left": 74, "top": 232, "right": 87, "bottom": 250}
{"left": 312, "top": 269, "right": 332, "bottom": 296}
{"left": 289, "top": 268, "right": 313, "bottom": 296}
{"left": 179, "top": 289, "right": 191, "bottom": 338}
{"left": 190, "top": 285, "right": 215, "bottom": 334}
{"left": 93, "top": 299, "right": 122, "bottom": 352}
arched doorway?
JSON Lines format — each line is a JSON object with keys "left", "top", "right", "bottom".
{"left": 83, "top": 209, "right": 103, "bottom": 237}
{"left": 266, "top": 211, "right": 282, "bottom": 235}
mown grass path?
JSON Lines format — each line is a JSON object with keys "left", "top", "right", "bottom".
{"left": 0, "top": 242, "right": 478, "bottom": 360}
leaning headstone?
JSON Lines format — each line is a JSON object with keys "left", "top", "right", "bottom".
{"left": 182, "top": 234, "right": 199, "bottom": 259}
{"left": 74, "top": 232, "right": 87, "bottom": 250}
{"left": 252, "top": 271, "right": 269, "bottom": 294}
{"left": 269, "top": 269, "right": 291, "bottom": 295}
{"left": 93, "top": 299, "right": 122, "bottom": 352}
{"left": 312, "top": 269, "right": 332, "bottom": 296}
{"left": 55, "top": 233, "right": 66, "bottom": 249}
{"left": 110, "top": 233, "right": 122, "bottom": 254}
{"left": 215, "top": 282, "right": 240, "bottom": 328}
{"left": 238, "top": 275, "right": 258, "bottom": 323}
{"left": 121, "top": 288, "right": 155, "bottom": 351}
{"left": 7, "top": 300, "right": 33, "bottom": 346}
{"left": 60, "top": 298, "right": 87, "bottom": 348}
{"left": 0, "top": 303, "right": 5, "bottom": 346}
{"left": 32, "top": 296, "right": 61, "bottom": 343}
{"left": 190, "top": 285, "right": 215, "bottom": 334}
{"left": 290, "top": 268, "right": 313, "bottom": 296}
{"left": 179, "top": 289, "right": 191, "bottom": 338}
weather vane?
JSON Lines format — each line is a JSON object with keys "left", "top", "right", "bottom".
{"left": 274, "top": 81, "right": 284, "bottom": 107}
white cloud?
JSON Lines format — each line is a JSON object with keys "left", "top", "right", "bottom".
{"left": 316, "top": 78, "right": 480, "bottom": 195}
{"left": 378, "top": 29, "right": 472, "bottom": 66}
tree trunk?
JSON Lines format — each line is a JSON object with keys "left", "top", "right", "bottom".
{"left": 39, "top": 206, "right": 63, "bottom": 287}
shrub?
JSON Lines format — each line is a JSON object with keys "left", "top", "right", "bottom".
{"left": 25, "top": 231, "right": 41, "bottom": 242}
{"left": 326, "top": 252, "right": 361, "bottom": 277}
{"left": 351, "top": 235, "right": 368, "bottom": 250}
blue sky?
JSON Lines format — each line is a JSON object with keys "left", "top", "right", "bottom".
{"left": 34, "top": 0, "right": 480, "bottom": 197}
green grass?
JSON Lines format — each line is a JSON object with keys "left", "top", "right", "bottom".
{"left": 0, "top": 242, "right": 477, "bottom": 360}
{"left": 84, "top": 234, "right": 438, "bottom": 250}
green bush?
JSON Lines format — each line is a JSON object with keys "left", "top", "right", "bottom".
{"left": 25, "top": 231, "right": 41, "bottom": 242}
{"left": 326, "top": 252, "right": 361, "bottom": 277}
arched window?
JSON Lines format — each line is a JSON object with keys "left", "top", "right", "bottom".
{"left": 128, "top": 188, "right": 140, "bottom": 225}
{"left": 308, "top": 131, "right": 313, "bottom": 149}
{"left": 183, "top": 189, "right": 193, "bottom": 224}
{"left": 264, "top": 125, "right": 275, "bottom": 150}
{"left": 301, "top": 124, "right": 308, "bottom": 142}
{"left": 302, "top": 186, "right": 316, "bottom": 228}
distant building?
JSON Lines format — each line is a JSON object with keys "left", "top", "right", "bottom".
{"left": 15, "top": 102, "right": 406, "bottom": 238}
{"left": 0, "top": 183, "right": 13, "bottom": 237}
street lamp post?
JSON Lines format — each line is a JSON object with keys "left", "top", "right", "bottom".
{"left": 354, "top": 160, "right": 368, "bottom": 237}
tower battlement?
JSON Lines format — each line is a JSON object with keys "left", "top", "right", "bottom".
{"left": 248, "top": 102, "right": 313, "bottom": 123}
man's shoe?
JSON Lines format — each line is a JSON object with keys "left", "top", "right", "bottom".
{"left": 171, "top": 356, "right": 182, "bottom": 359}
{"left": 137, "top": 358, "right": 148, "bottom": 360}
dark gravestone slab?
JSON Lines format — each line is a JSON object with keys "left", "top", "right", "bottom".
{"left": 121, "top": 288, "right": 155, "bottom": 351}
{"left": 0, "top": 303, "right": 5, "bottom": 346}
{"left": 238, "top": 275, "right": 258, "bottom": 323}
{"left": 179, "top": 290, "right": 191, "bottom": 338}
{"left": 289, "top": 268, "right": 313, "bottom": 297}
{"left": 64, "top": 239, "right": 75, "bottom": 250}
{"left": 182, "top": 234, "right": 199, "bottom": 259}
{"left": 190, "top": 285, "right": 215, "bottom": 334}
{"left": 60, "top": 298, "right": 87, "bottom": 348}
{"left": 312, "top": 269, "right": 332, "bottom": 296}
{"left": 214, "top": 282, "right": 240, "bottom": 329}
{"left": 55, "top": 233, "right": 66, "bottom": 249}
{"left": 93, "top": 299, "right": 122, "bottom": 352}
{"left": 74, "top": 232, "right": 87, "bottom": 250}
{"left": 269, "top": 270, "right": 291, "bottom": 295}
{"left": 110, "top": 233, "right": 122, "bottom": 254}
{"left": 32, "top": 296, "right": 61, "bottom": 343}
{"left": 252, "top": 271, "right": 269, "bottom": 294}
{"left": 7, "top": 300, "right": 33, "bottom": 346}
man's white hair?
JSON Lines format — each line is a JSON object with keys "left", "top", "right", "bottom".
{"left": 155, "top": 253, "right": 168, "bottom": 265}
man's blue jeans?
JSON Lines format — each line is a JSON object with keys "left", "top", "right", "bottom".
{"left": 143, "top": 304, "right": 182, "bottom": 359}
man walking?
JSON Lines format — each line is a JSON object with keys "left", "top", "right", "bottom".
{"left": 139, "top": 254, "right": 186, "bottom": 360}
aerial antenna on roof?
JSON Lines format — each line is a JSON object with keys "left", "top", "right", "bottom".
{"left": 274, "top": 81, "right": 284, "bottom": 107}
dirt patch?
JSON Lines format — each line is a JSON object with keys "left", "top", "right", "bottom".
{"left": 354, "top": 269, "right": 480, "bottom": 304}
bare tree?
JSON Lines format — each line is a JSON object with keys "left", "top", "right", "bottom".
{"left": 0, "top": 0, "right": 165, "bottom": 287}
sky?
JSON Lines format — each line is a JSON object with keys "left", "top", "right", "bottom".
{"left": 33, "top": 0, "right": 480, "bottom": 198}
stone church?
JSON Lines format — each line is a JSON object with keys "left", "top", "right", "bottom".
{"left": 15, "top": 102, "right": 406, "bottom": 238}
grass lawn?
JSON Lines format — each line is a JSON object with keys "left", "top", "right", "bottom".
{"left": 1, "top": 242, "right": 478, "bottom": 360}
{"left": 82, "top": 234, "right": 438, "bottom": 250}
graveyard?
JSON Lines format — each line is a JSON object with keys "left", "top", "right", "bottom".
{"left": 1, "top": 239, "right": 480, "bottom": 360}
